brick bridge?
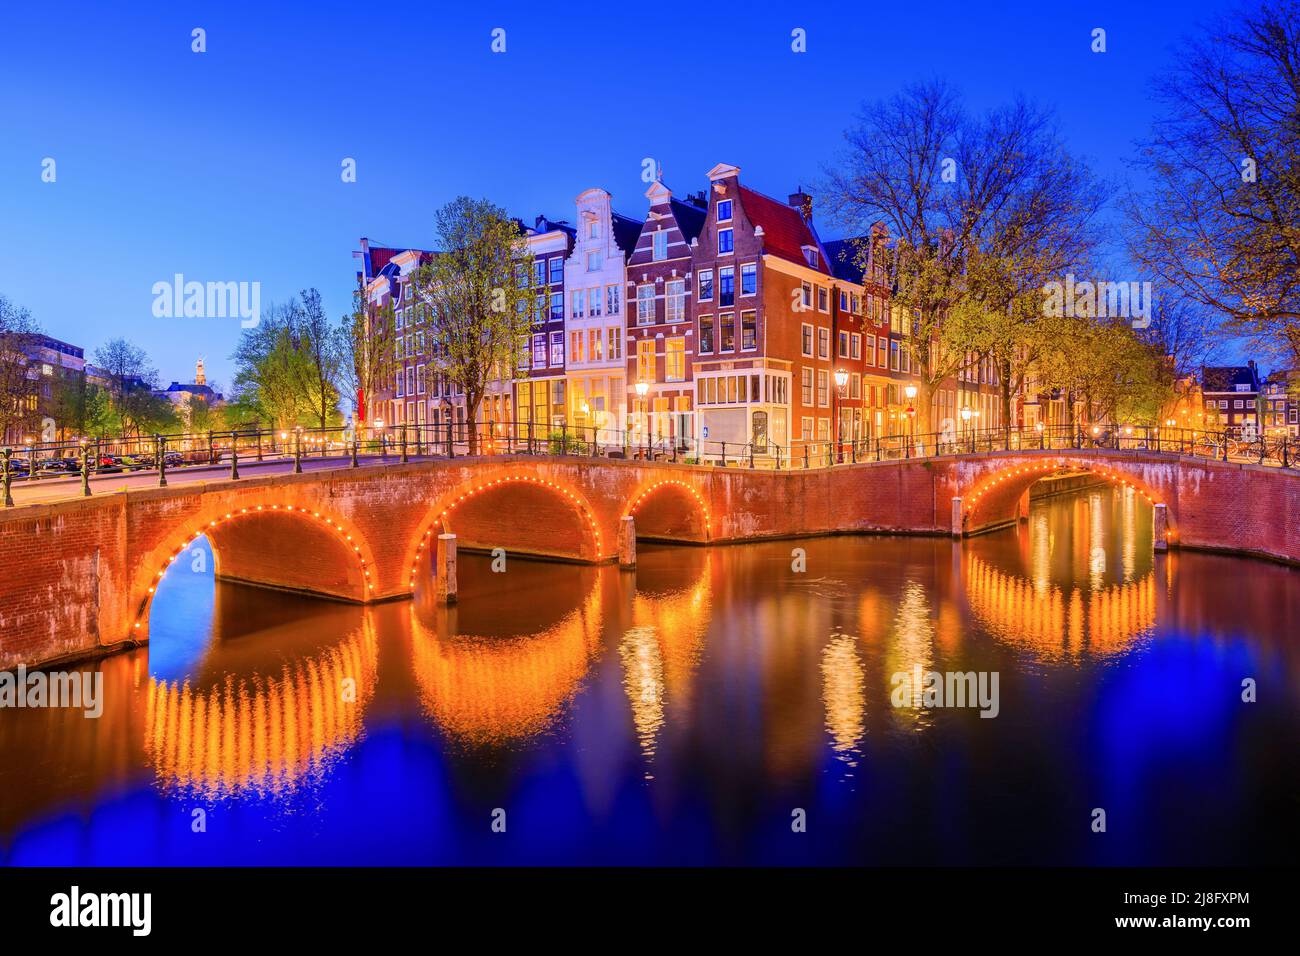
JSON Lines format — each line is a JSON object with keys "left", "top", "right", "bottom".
{"left": 1, "top": 450, "right": 1296, "bottom": 669}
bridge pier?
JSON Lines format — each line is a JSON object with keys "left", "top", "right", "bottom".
{"left": 435, "top": 533, "right": 458, "bottom": 605}
{"left": 950, "top": 496, "right": 963, "bottom": 538}
{"left": 619, "top": 515, "right": 636, "bottom": 569}
{"left": 1017, "top": 489, "right": 1031, "bottom": 522}
{"left": 1153, "top": 503, "right": 1169, "bottom": 552}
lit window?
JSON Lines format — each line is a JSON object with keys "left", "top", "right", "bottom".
{"left": 718, "top": 228, "right": 734, "bottom": 254}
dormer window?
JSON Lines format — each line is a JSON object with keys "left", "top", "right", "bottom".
{"left": 717, "top": 199, "right": 733, "bottom": 222}
{"left": 803, "top": 246, "right": 819, "bottom": 269}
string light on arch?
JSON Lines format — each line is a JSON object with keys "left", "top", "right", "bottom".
{"left": 409, "top": 476, "right": 604, "bottom": 589}
{"left": 135, "top": 503, "right": 373, "bottom": 631}
{"left": 963, "top": 460, "right": 1161, "bottom": 516}
{"left": 626, "top": 479, "right": 712, "bottom": 532}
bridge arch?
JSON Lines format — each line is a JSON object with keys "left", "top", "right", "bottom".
{"left": 131, "top": 501, "right": 380, "bottom": 638}
{"left": 957, "top": 457, "right": 1170, "bottom": 538}
{"left": 624, "top": 478, "right": 713, "bottom": 543}
{"left": 405, "top": 472, "right": 606, "bottom": 590}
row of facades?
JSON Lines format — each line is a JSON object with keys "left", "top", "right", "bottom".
{"left": 357, "top": 163, "right": 1299, "bottom": 453}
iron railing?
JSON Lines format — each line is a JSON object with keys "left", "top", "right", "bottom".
{"left": 2, "top": 420, "right": 1296, "bottom": 507}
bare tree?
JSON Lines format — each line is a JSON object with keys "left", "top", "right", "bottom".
{"left": 92, "top": 338, "right": 161, "bottom": 437}
{"left": 292, "top": 288, "right": 344, "bottom": 429}
{"left": 824, "top": 82, "right": 1106, "bottom": 434}
{"left": 0, "top": 295, "right": 40, "bottom": 444}
{"left": 1125, "top": 0, "right": 1300, "bottom": 367}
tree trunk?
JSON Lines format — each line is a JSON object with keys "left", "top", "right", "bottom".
{"left": 466, "top": 393, "right": 483, "bottom": 456}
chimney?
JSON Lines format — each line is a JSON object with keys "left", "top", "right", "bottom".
{"left": 686, "top": 190, "right": 707, "bottom": 208}
{"left": 789, "top": 189, "right": 812, "bottom": 218}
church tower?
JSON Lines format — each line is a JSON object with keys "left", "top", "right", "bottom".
{"left": 195, "top": 358, "right": 206, "bottom": 386}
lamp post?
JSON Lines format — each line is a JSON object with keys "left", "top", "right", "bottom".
{"left": 635, "top": 381, "right": 649, "bottom": 459}
{"left": 24, "top": 437, "right": 35, "bottom": 481}
{"left": 833, "top": 368, "right": 848, "bottom": 463}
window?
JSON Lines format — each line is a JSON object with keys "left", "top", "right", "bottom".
{"left": 801, "top": 417, "right": 814, "bottom": 441}
{"left": 396, "top": 368, "right": 405, "bottom": 398}
{"left": 416, "top": 364, "right": 425, "bottom": 394}
{"left": 817, "top": 327, "right": 830, "bottom": 360}
{"left": 653, "top": 230, "right": 668, "bottom": 261}
{"left": 801, "top": 323, "right": 814, "bottom": 357}
{"left": 741, "top": 262, "right": 756, "bottom": 296}
{"left": 803, "top": 246, "right": 818, "bottom": 269}
{"left": 850, "top": 373, "right": 861, "bottom": 399}
{"left": 571, "top": 291, "right": 585, "bottom": 319}
{"left": 817, "top": 418, "right": 830, "bottom": 441}
{"left": 570, "top": 331, "right": 584, "bottom": 364}
{"left": 838, "top": 331, "right": 849, "bottom": 357}
{"left": 840, "top": 290, "right": 849, "bottom": 312}
{"left": 666, "top": 338, "right": 685, "bottom": 381}
{"left": 550, "top": 293, "right": 563, "bottom": 321}
{"left": 720, "top": 313, "right": 735, "bottom": 351}
{"left": 719, "top": 266, "right": 735, "bottom": 307}
{"left": 851, "top": 293, "right": 860, "bottom": 314}
{"left": 588, "top": 220, "right": 599, "bottom": 239}
{"left": 589, "top": 328, "right": 603, "bottom": 363}
{"left": 717, "top": 199, "right": 732, "bottom": 221}
{"left": 890, "top": 340, "right": 900, "bottom": 371}
{"left": 551, "top": 331, "right": 564, "bottom": 366}
{"left": 637, "top": 339, "right": 655, "bottom": 383}
{"left": 698, "top": 269, "right": 714, "bottom": 301}
{"left": 801, "top": 367, "right": 813, "bottom": 405}
{"left": 817, "top": 370, "right": 829, "bottom": 407}
{"left": 741, "top": 311, "right": 757, "bottom": 350}
{"left": 718, "top": 228, "right": 734, "bottom": 254}
{"left": 699, "top": 314, "right": 714, "bottom": 353}
{"left": 666, "top": 280, "right": 685, "bottom": 323}
{"left": 587, "top": 250, "right": 602, "bottom": 272}
{"left": 817, "top": 286, "right": 829, "bottom": 313}
{"left": 534, "top": 260, "right": 546, "bottom": 287}
{"left": 588, "top": 287, "right": 602, "bottom": 317}
{"left": 877, "top": 337, "right": 887, "bottom": 368}
{"left": 549, "top": 257, "right": 563, "bottom": 285}
{"left": 606, "top": 284, "right": 621, "bottom": 316}
{"left": 607, "top": 327, "right": 622, "bottom": 360}
{"left": 800, "top": 282, "right": 812, "bottom": 311}
{"left": 637, "top": 285, "right": 656, "bottom": 325}
{"left": 533, "top": 334, "right": 546, "bottom": 368}
{"left": 851, "top": 333, "right": 861, "bottom": 360}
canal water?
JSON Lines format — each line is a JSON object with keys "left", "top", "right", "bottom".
{"left": 2, "top": 485, "right": 1297, "bottom": 865}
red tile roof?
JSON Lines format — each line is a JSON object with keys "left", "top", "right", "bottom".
{"left": 738, "top": 187, "right": 829, "bottom": 274}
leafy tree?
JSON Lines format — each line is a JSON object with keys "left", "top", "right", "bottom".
{"left": 231, "top": 300, "right": 318, "bottom": 430}
{"left": 408, "top": 196, "right": 542, "bottom": 454}
{"left": 92, "top": 338, "right": 161, "bottom": 437}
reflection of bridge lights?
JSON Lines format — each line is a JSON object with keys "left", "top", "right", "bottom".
{"left": 964, "top": 462, "right": 1161, "bottom": 518}
{"left": 409, "top": 476, "right": 604, "bottom": 588}
{"left": 136, "top": 504, "right": 373, "bottom": 631}
{"left": 965, "top": 553, "right": 1155, "bottom": 661}
{"left": 143, "top": 625, "right": 378, "bottom": 799}
{"left": 626, "top": 479, "right": 712, "bottom": 535}
{"left": 409, "top": 589, "right": 602, "bottom": 745}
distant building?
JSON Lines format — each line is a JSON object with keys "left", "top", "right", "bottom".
{"left": 1262, "top": 370, "right": 1298, "bottom": 437}
{"left": 1201, "top": 363, "right": 1261, "bottom": 434}
{"left": 157, "top": 358, "right": 225, "bottom": 426}
{"left": 3, "top": 334, "right": 87, "bottom": 444}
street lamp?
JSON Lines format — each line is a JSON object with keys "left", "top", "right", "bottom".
{"left": 903, "top": 385, "right": 917, "bottom": 447}
{"left": 833, "top": 368, "right": 848, "bottom": 462}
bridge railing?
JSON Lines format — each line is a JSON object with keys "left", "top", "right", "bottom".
{"left": 3, "top": 420, "right": 1295, "bottom": 506}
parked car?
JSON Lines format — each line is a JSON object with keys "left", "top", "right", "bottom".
{"left": 38, "top": 457, "right": 81, "bottom": 474}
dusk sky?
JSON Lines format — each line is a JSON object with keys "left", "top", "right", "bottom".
{"left": 1, "top": 0, "right": 1236, "bottom": 388}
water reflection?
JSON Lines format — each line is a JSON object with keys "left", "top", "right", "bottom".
{"left": 2, "top": 485, "right": 1298, "bottom": 866}
{"left": 144, "top": 621, "right": 378, "bottom": 800}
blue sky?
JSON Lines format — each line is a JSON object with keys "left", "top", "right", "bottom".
{"left": 0, "top": 0, "right": 1235, "bottom": 387}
